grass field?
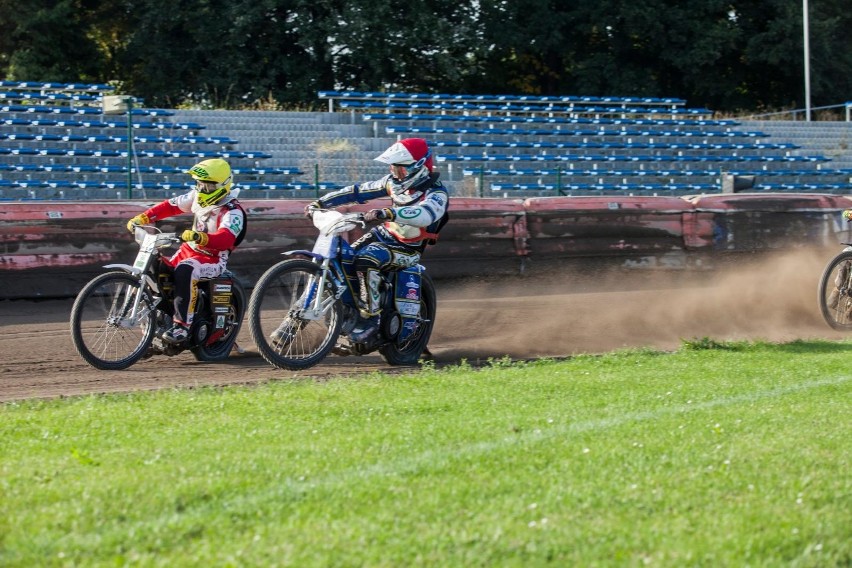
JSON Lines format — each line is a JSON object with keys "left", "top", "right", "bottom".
{"left": 1, "top": 340, "right": 850, "bottom": 567}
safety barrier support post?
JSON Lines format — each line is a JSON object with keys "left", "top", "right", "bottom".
{"left": 314, "top": 164, "right": 320, "bottom": 198}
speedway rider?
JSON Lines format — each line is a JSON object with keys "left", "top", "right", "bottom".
{"left": 126, "top": 158, "right": 247, "bottom": 343}
{"left": 304, "top": 137, "right": 450, "bottom": 342}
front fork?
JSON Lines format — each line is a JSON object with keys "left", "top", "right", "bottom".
{"left": 299, "top": 259, "right": 343, "bottom": 320}
{"left": 110, "top": 274, "right": 159, "bottom": 328}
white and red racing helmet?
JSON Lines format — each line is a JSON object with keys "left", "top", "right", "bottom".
{"left": 375, "top": 138, "right": 434, "bottom": 206}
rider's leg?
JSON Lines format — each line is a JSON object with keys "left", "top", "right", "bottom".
{"left": 350, "top": 236, "right": 423, "bottom": 343}
{"left": 164, "top": 263, "right": 195, "bottom": 343}
{"left": 163, "top": 257, "right": 223, "bottom": 343}
{"left": 829, "top": 260, "right": 851, "bottom": 309}
{"left": 350, "top": 244, "right": 389, "bottom": 342}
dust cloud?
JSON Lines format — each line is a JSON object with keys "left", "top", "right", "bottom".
{"left": 430, "top": 248, "right": 849, "bottom": 360}
{"left": 2, "top": 247, "right": 850, "bottom": 401}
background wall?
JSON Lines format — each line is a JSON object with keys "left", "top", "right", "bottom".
{"left": 1, "top": 194, "right": 850, "bottom": 300}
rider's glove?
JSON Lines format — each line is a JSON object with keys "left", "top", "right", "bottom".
{"left": 181, "top": 229, "right": 209, "bottom": 247}
{"left": 126, "top": 213, "right": 150, "bottom": 232}
{"left": 364, "top": 208, "right": 395, "bottom": 222}
{"left": 843, "top": 210, "right": 852, "bottom": 222}
{"left": 304, "top": 201, "right": 321, "bottom": 218}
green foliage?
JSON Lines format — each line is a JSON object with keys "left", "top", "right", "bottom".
{"left": 0, "top": 0, "right": 110, "bottom": 82}
{"left": 1, "top": 340, "right": 850, "bottom": 565}
{"left": 0, "top": 1, "right": 851, "bottom": 112}
{"left": 681, "top": 336, "right": 733, "bottom": 350}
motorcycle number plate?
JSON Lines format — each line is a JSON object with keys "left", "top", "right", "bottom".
{"left": 313, "top": 233, "right": 335, "bottom": 257}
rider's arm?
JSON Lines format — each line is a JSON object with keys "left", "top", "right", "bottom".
{"left": 316, "top": 176, "right": 392, "bottom": 208}
{"left": 144, "top": 193, "right": 193, "bottom": 221}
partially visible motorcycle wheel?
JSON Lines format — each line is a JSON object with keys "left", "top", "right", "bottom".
{"left": 70, "top": 272, "right": 156, "bottom": 370}
{"left": 248, "top": 259, "right": 343, "bottom": 370}
{"left": 192, "top": 278, "right": 247, "bottom": 362}
{"left": 380, "top": 272, "right": 436, "bottom": 365}
{"left": 818, "top": 250, "right": 852, "bottom": 331}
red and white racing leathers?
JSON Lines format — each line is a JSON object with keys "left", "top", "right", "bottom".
{"left": 142, "top": 191, "right": 246, "bottom": 326}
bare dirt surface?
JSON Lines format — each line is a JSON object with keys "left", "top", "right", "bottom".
{"left": 2, "top": 248, "right": 849, "bottom": 402}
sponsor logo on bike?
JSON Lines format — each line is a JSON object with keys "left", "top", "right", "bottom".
{"left": 398, "top": 301, "right": 420, "bottom": 316}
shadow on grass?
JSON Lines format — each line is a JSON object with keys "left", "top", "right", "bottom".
{"left": 770, "top": 338, "right": 852, "bottom": 354}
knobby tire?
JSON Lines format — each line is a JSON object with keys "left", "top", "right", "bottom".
{"left": 248, "top": 259, "right": 343, "bottom": 370}
{"left": 70, "top": 272, "right": 156, "bottom": 370}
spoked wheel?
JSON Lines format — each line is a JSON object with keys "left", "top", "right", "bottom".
{"left": 380, "top": 272, "right": 437, "bottom": 365}
{"left": 248, "top": 259, "right": 342, "bottom": 370}
{"left": 70, "top": 272, "right": 157, "bottom": 370}
{"left": 192, "top": 279, "right": 247, "bottom": 362}
{"left": 818, "top": 250, "right": 852, "bottom": 331}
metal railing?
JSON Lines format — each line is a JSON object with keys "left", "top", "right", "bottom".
{"left": 734, "top": 102, "right": 852, "bottom": 122}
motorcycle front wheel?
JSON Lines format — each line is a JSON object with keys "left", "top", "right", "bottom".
{"left": 380, "top": 272, "right": 437, "bottom": 365}
{"left": 248, "top": 259, "right": 342, "bottom": 370}
{"left": 70, "top": 272, "right": 157, "bottom": 370}
{"left": 818, "top": 250, "right": 852, "bottom": 331}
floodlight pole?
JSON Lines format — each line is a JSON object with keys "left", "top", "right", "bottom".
{"left": 803, "top": 0, "right": 812, "bottom": 121}
{"left": 126, "top": 98, "right": 134, "bottom": 198}
{"left": 102, "top": 94, "right": 135, "bottom": 198}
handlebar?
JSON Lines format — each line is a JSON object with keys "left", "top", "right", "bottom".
{"left": 308, "top": 207, "right": 368, "bottom": 222}
{"left": 132, "top": 224, "right": 182, "bottom": 247}
{"left": 308, "top": 209, "right": 367, "bottom": 234}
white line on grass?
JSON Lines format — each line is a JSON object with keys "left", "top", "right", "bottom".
{"left": 83, "top": 375, "right": 851, "bottom": 534}
{"left": 335, "top": 374, "right": 852, "bottom": 483}
{"left": 227, "top": 374, "right": 852, "bottom": 507}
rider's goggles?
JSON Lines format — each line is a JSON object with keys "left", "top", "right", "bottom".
{"left": 390, "top": 150, "right": 430, "bottom": 181}
{"left": 390, "top": 163, "right": 414, "bottom": 180}
{"left": 195, "top": 180, "right": 219, "bottom": 193}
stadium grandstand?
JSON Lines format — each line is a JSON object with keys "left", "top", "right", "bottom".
{"left": 1, "top": 80, "right": 851, "bottom": 200}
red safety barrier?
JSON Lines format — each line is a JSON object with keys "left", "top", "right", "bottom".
{"left": 524, "top": 195, "right": 693, "bottom": 256}
{"left": 684, "top": 193, "right": 852, "bottom": 252}
{"left": 1, "top": 195, "right": 850, "bottom": 299}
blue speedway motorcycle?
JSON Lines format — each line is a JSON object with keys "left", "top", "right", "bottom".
{"left": 247, "top": 209, "right": 436, "bottom": 370}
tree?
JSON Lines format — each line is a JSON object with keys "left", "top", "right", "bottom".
{"left": 0, "top": 0, "right": 849, "bottom": 112}
{"left": 328, "top": 0, "right": 482, "bottom": 92}
{"left": 0, "top": 0, "right": 109, "bottom": 82}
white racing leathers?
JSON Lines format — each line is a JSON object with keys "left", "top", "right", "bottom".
{"left": 315, "top": 173, "right": 449, "bottom": 319}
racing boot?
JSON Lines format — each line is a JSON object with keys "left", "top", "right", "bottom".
{"left": 163, "top": 294, "right": 191, "bottom": 344}
{"left": 163, "top": 321, "right": 189, "bottom": 343}
{"left": 350, "top": 269, "right": 381, "bottom": 343}
{"left": 828, "top": 288, "right": 841, "bottom": 309}
{"left": 829, "top": 261, "right": 851, "bottom": 309}
{"left": 270, "top": 318, "right": 296, "bottom": 349}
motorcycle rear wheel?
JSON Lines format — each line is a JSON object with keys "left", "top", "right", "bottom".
{"left": 248, "top": 259, "right": 343, "bottom": 370}
{"left": 818, "top": 250, "right": 852, "bottom": 331}
{"left": 192, "top": 277, "right": 247, "bottom": 362}
{"left": 380, "top": 272, "right": 437, "bottom": 365}
{"left": 70, "top": 272, "right": 156, "bottom": 370}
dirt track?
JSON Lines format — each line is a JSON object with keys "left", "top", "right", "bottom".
{"left": 1, "top": 248, "right": 848, "bottom": 402}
